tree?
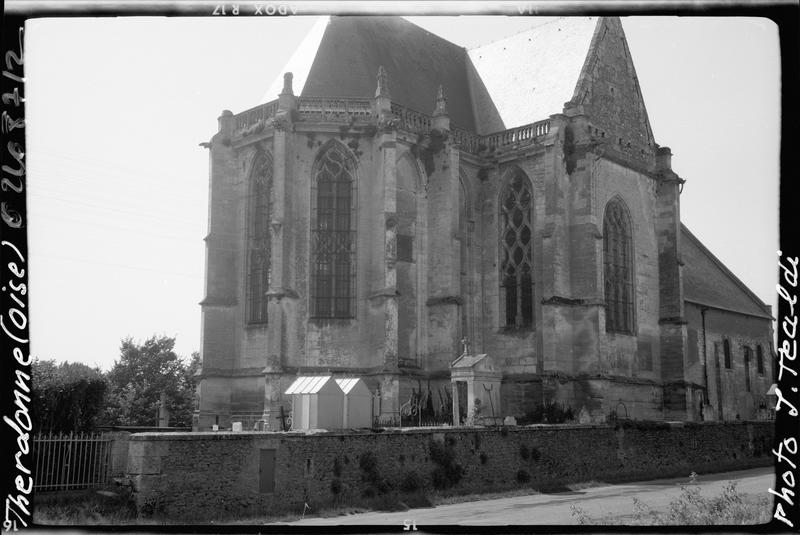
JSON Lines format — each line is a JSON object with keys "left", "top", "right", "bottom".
{"left": 32, "top": 359, "right": 108, "bottom": 433}
{"left": 102, "top": 335, "right": 196, "bottom": 428}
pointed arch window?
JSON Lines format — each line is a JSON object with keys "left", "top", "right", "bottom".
{"left": 723, "top": 339, "right": 732, "bottom": 369}
{"left": 247, "top": 151, "right": 272, "bottom": 324}
{"left": 756, "top": 345, "right": 764, "bottom": 375}
{"left": 311, "top": 143, "right": 357, "bottom": 318}
{"left": 499, "top": 170, "right": 533, "bottom": 328}
{"left": 743, "top": 346, "right": 752, "bottom": 392}
{"left": 603, "top": 198, "right": 634, "bottom": 334}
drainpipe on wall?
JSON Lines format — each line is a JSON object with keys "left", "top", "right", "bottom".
{"left": 701, "top": 307, "right": 710, "bottom": 410}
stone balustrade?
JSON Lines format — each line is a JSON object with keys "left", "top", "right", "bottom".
{"left": 297, "top": 97, "right": 373, "bottom": 120}
{"left": 390, "top": 102, "right": 431, "bottom": 135}
{"left": 234, "top": 100, "right": 279, "bottom": 134}
{"left": 232, "top": 98, "right": 552, "bottom": 155}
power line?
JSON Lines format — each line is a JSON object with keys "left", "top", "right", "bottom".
{"left": 29, "top": 250, "right": 204, "bottom": 279}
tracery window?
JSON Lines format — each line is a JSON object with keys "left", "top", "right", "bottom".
{"left": 603, "top": 198, "right": 634, "bottom": 334}
{"left": 499, "top": 170, "right": 533, "bottom": 328}
{"left": 310, "top": 142, "right": 356, "bottom": 318}
{"left": 246, "top": 151, "right": 272, "bottom": 324}
{"left": 723, "top": 339, "right": 732, "bottom": 369}
{"left": 756, "top": 345, "right": 764, "bottom": 375}
{"left": 743, "top": 346, "right": 752, "bottom": 392}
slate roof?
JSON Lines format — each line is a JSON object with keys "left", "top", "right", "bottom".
{"left": 467, "top": 17, "right": 598, "bottom": 131}
{"left": 264, "top": 16, "right": 602, "bottom": 134}
{"left": 298, "top": 16, "right": 478, "bottom": 131}
{"left": 681, "top": 225, "right": 772, "bottom": 319}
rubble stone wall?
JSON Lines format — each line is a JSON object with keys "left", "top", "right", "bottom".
{"left": 127, "top": 421, "right": 773, "bottom": 520}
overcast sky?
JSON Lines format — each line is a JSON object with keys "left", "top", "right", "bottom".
{"left": 25, "top": 14, "right": 780, "bottom": 370}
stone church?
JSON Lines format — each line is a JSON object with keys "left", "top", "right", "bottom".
{"left": 195, "top": 16, "right": 775, "bottom": 430}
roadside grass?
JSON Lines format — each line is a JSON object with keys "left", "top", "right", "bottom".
{"left": 34, "top": 473, "right": 771, "bottom": 526}
{"left": 570, "top": 472, "right": 772, "bottom": 525}
{"left": 34, "top": 487, "right": 138, "bottom": 525}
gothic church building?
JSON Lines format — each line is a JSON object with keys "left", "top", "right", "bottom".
{"left": 196, "top": 16, "right": 774, "bottom": 429}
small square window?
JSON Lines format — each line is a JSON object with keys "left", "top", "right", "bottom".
{"left": 397, "top": 234, "right": 413, "bottom": 262}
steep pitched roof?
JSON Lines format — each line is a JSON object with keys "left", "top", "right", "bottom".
{"left": 262, "top": 16, "right": 651, "bottom": 141}
{"left": 681, "top": 225, "right": 772, "bottom": 319}
{"left": 467, "top": 17, "right": 598, "bottom": 131}
{"left": 269, "top": 16, "right": 478, "bottom": 131}
{"left": 570, "top": 17, "right": 655, "bottom": 148}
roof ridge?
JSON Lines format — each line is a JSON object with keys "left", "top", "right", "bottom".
{"left": 467, "top": 16, "right": 594, "bottom": 50}
{"left": 681, "top": 223, "right": 772, "bottom": 317}
{"left": 397, "top": 16, "right": 468, "bottom": 50}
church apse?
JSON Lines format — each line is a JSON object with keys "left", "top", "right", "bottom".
{"left": 195, "top": 16, "right": 773, "bottom": 429}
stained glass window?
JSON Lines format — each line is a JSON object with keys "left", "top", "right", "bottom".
{"left": 603, "top": 198, "right": 634, "bottom": 334}
{"left": 247, "top": 151, "right": 272, "bottom": 324}
{"left": 723, "top": 339, "right": 731, "bottom": 369}
{"left": 311, "top": 143, "right": 356, "bottom": 318}
{"left": 743, "top": 346, "right": 752, "bottom": 392}
{"left": 499, "top": 170, "right": 533, "bottom": 328}
{"left": 756, "top": 345, "right": 764, "bottom": 375}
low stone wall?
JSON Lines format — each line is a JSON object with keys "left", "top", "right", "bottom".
{"left": 126, "top": 421, "right": 773, "bottom": 520}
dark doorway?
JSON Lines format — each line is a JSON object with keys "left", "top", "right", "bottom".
{"left": 259, "top": 449, "right": 276, "bottom": 493}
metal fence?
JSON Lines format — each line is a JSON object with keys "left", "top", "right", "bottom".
{"left": 32, "top": 432, "right": 113, "bottom": 492}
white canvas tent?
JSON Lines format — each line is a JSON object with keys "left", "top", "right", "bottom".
{"left": 335, "top": 378, "right": 372, "bottom": 428}
{"left": 285, "top": 376, "right": 344, "bottom": 430}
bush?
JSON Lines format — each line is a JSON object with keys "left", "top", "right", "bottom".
{"left": 518, "top": 401, "right": 574, "bottom": 425}
{"left": 571, "top": 473, "right": 772, "bottom": 525}
{"left": 332, "top": 457, "right": 342, "bottom": 477}
{"left": 358, "top": 451, "right": 390, "bottom": 495}
{"left": 34, "top": 487, "right": 137, "bottom": 525}
{"left": 359, "top": 452, "right": 377, "bottom": 474}
{"left": 616, "top": 419, "right": 670, "bottom": 431}
{"left": 399, "top": 471, "right": 423, "bottom": 493}
{"left": 519, "top": 444, "right": 530, "bottom": 460}
{"left": 32, "top": 359, "right": 108, "bottom": 433}
{"left": 516, "top": 470, "right": 530, "bottom": 483}
{"left": 428, "top": 439, "right": 463, "bottom": 490}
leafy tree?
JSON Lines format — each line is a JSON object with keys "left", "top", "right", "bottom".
{"left": 32, "top": 359, "right": 108, "bottom": 433}
{"left": 102, "top": 336, "right": 197, "bottom": 428}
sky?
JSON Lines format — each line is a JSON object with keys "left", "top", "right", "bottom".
{"left": 24, "top": 13, "right": 780, "bottom": 371}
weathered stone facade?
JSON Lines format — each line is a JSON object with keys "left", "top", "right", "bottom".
{"left": 196, "top": 16, "right": 774, "bottom": 429}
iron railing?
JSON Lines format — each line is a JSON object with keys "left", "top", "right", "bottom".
{"left": 33, "top": 432, "right": 113, "bottom": 492}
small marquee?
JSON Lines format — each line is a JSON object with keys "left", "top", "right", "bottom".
{"left": 335, "top": 378, "right": 372, "bottom": 428}
{"left": 285, "top": 376, "right": 343, "bottom": 430}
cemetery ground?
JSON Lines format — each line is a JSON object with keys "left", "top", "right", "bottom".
{"left": 33, "top": 466, "right": 773, "bottom": 526}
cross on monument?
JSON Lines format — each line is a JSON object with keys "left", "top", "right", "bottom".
{"left": 461, "top": 337, "right": 470, "bottom": 356}
{"left": 274, "top": 405, "right": 289, "bottom": 431}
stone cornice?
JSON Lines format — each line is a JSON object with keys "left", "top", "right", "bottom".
{"left": 368, "top": 286, "right": 399, "bottom": 301}
{"left": 197, "top": 366, "right": 264, "bottom": 379}
{"left": 541, "top": 296, "right": 605, "bottom": 307}
{"left": 426, "top": 295, "right": 464, "bottom": 307}
{"left": 659, "top": 316, "right": 688, "bottom": 325}
{"left": 199, "top": 297, "right": 237, "bottom": 307}
{"left": 266, "top": 287, "right": 299, "bottom": 300}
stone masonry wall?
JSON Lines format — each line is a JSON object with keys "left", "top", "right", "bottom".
{"left": 127, "top": 421, "right": 773, "bottom": 520}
